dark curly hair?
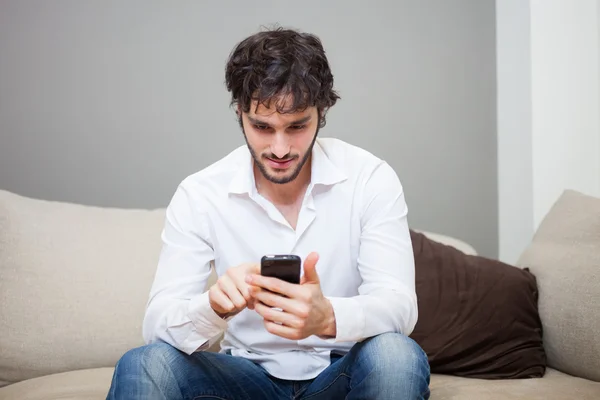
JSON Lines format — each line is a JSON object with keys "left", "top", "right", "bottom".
{"left": 225, "top": 27, "right": 340, "bottom": 128}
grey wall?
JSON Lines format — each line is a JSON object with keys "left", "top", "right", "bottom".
{"left": 0, "top": 0, "right": 498, "bottom": 257}
{"left": 496, "top": 0, "right": 534, "bottom": 264}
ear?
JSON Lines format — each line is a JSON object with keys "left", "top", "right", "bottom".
{"left": 317, "top": 108, "right": 326, "bottom": 128}
{"left": 237, "top": 106, "right": 243, "bottom": 128}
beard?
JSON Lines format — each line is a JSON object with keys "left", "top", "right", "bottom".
{"left": 240, "top": 117, "right": 318, "bottom": 185}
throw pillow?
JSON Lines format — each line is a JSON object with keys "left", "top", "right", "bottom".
{"left": 409, "top": 230, "right": 546, "bottom": 379}
{"left": 517, "top": 190, "right": 600, "bottom": 382}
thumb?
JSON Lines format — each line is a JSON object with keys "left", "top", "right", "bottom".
{"left": 301, "top": 252, "right": 320, "bottom": 284}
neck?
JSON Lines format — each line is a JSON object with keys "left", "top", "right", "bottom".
{"left": 254, "top": 157, "right": 312, "bottom": 205}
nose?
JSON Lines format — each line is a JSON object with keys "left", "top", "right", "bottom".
{"left": 270, "top": 132, "right": 291, "bottom": 159}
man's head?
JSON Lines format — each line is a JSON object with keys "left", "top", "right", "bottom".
{"left": 225, "top": 27, "right": 339, "bottom": 184}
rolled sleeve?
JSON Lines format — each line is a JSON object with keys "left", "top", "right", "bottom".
{"left": 326, "top": 296, "right": 365, "bottom": 343}
{"left": 187, "top": 291, "right": 229, "bottom": 336}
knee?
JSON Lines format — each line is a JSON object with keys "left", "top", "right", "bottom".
{"left": 350, "top": 333, "right": 430, "bottom": 399}
{"left": 114, "top": 342, "right": 180, "bottom": 380}
{"left": 357, "top": 332, "right": 429, "bottom": 376}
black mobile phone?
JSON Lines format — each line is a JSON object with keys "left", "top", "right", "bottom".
{"left": 260, "top": 254, "right": 301, "bottom": 284}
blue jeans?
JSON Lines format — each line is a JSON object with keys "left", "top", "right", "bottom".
{"left": 107, "top": 332, "right": 430, "bottom": 399}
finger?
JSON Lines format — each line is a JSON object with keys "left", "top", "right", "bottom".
{"left": 254, "top": 289, "right": 307, "bottom": 317}
{"left": 246, "top": 274, "right": 300, "bottom": 298}
{"left": 228, "top": 267, "right": 255, "bottom": 302}
{"left": 210, "top": 286, "right": 235, "bottom": 314}
{"left": 301, "top": 252, "right": 320, "bottom": 284}
{"left": 247, "top": 286, "right": 261, "bottom": 310}
{"left": 218, "top": 277, "right": 247, "bottom": 310}
{"left": 263, "top": 320, "right": 304, "bottom": 341}
{"left": 248, "top": 285, "right": 260, "bottom": 299}
{"left": 232, "top": 276, "right": 253, "bottom": 303}
{"left": 246, "top": 262, "right": 261, "bottom": 275}
{"left": 254, "top": 302, "right": 303, "bottom": 329}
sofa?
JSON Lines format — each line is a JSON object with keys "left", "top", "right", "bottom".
{"left": 0, "top": 188, "right": 599, "bottom": 399}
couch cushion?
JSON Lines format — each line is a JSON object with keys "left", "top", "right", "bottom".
{"left": 0, "top": 368, "right": 114, "bottom": 400}
{"left": 430, "top": 368, "right": 600, "bottom": 400}
{"left": 517, "top": 190, "right": 600, "bottom": 382}
{"left": 409, "top": 230, "right": 546, "bottom": 379}
{"left": 0, "top": 190, "right": 165, "bottom": 387}
{"left": 1, "top": 367, "right": 597, "bottom": 400}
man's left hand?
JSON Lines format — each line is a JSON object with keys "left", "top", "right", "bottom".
{"left": 245, "top": 252, "right": 337, "bottom": 340}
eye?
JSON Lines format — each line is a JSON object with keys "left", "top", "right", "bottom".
{"left": 289, "top": 125, "right": 306, "bottom": 131}
{"left": 254, "top": 124, "right": 270, "bottom": 131}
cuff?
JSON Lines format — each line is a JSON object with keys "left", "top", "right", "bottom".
{"left": 326, "top": 296, "right": 365, "bottom": 343}
{"left": 186, "top": 291, "right": 228, "bottom": 336}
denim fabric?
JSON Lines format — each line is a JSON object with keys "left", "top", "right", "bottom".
{"left": 107, "top": 332, "right": 430, "bottom": 400}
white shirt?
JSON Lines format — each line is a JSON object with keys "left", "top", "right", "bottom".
{"left": 142, "top": 137, "right": 418, "bottom": 381}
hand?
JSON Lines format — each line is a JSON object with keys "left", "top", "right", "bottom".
{"left": 209, "top": 262, "right": 260, "bottom": 319}
{"left": 246, "top": 252, "right": 336, "bottom": 340}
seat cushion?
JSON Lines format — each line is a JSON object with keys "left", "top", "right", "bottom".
{"left": 0, "top": 368, "right": 114, "bottom": 400}
{"left": 0, "top": 190, "right": 166, "bottom": 387}
{"left": 1, "top": 367, "right": 597, "bottom": 400}
{"left": 430, "top": 368, "right": 600, "bottom": 400}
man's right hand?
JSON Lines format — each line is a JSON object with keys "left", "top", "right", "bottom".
{"left": 209, "top": 262, "right": 260, "bottom": 319}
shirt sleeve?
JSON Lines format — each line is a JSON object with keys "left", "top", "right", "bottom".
{"left": 326, "top": 161, "right": 418, "bottom": 343}
{"left": 142, "top": 180, "right": 227, "bottom": 354}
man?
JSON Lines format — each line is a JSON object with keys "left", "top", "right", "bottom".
{"left": 107, "top": 27, "right": 430, "bottom": 399}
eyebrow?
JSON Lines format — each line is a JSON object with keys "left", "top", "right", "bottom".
{"left": 247, "top": 115, "right": 312, "bottom": 127}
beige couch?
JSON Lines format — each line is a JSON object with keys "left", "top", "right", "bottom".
{"left": 0, "top": 188, "right": 599, "bottom": 399}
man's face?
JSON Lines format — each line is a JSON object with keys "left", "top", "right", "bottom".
{"left": 240, "top": 100, "right": 319, "bottom": 185}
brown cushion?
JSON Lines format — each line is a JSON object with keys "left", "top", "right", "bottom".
{"left": 409, "top": 230, "right": 546, "bottom": 379}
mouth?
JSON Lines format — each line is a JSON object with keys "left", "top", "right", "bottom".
{"left": 265, "top": 157, "right": 295, "bottom": 170}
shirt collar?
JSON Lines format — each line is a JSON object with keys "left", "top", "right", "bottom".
{"left": 310, "top": 138, "right": 348, "bottom": 187}
{"left": 227, "top": 147, "right": 256, "bottom": 195}
{"left": 228, "top": 139, "right": 347, "bottom": 195}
